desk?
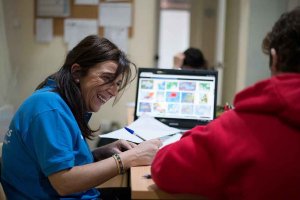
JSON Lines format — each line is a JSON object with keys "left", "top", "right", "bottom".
{"left": 131, "top": 166, "right": 204, "bottom": 200}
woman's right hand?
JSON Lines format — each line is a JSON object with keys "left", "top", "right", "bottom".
{"left": 121, "top": 138, "right": 162, "bottom": 168}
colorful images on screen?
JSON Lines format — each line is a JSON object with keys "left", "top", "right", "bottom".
{"left": 137, "top": 77, "right": 214, "bottom": 120}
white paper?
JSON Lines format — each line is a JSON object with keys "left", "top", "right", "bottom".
{"left": 36, "top": 18, "right": 53, "bottom": 43}
{"left": 99, "top": 3, "right": 132, "bottom": 27}
{"left": 104, "top": 26, "right": 128, "bottom": 53}
{"left": 36, "top": 0, "right": 70, "bottom": 17}
{"left": 160, "top": 133, "right": 182, "bottom": 148}
{"left": 75, "top": 0, "right": 98, "bottom": 5}
{"left": 100, "top": 115, "right": 181, "bottom": 143}
{"left": 100, "top": 128, "right": 143, "bottom": 143}
{"left": 64, "top": 19, "right": 98, "bottom": 50}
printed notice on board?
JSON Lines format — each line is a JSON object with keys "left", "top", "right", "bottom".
{"left": 36, "top": 18, "right": 53, "bottom": 43}
{"left": 99, "top": 3, "right": 132, "bottom": 27}
{"left": 36, "top": 0, "right": 70, "bottom": 17}
{"left": 104, "top": 26, "right": 128, "bottom": 53}
{"left": 64, "top": 19, "right": 98, "bottom": 50}
{"left": 75, "top": 0, "right": 99, "bottom": 5}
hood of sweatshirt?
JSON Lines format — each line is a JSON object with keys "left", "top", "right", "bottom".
{"left": 234, "top": 73, "right": 300, "bottom": 128}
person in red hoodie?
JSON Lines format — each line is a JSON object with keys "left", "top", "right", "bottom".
{"left": 151, "top": 7, "right": 300, "bottom": 200}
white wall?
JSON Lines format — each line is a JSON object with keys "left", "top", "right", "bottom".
{"left": 3, "top": 0, "right": 66, "bottom": 108}
{"left": 190, "top": 0, "right": 217, "bottom": 67}
{"left": 245, "top": 0, "right": 287, "bottom": 86}
{"left": 223, "top": 0, "right": 289, "bottom": 104}
{"left": 222, "top": 0, "right": 242, "bottom": 104}
{"left": 0, "top": 0, "right": 13, "bottom": 106}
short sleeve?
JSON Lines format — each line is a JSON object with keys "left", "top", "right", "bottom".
{"left": 28, "top": 109, "right": 75, "bottom": 176}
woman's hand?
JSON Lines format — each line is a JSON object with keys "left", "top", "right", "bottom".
{"left": 92, "top": 139, "right": 137, "bottom": 161}
{"left": 120, "top": 139, "right": 162, "bottom": 168}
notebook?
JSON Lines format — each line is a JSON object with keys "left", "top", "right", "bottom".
{"left": 134, "top": 68, "right": 218, "bottom": 130}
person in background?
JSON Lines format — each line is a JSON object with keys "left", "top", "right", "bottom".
{"left": 1, "top": 35, "right": 162, "bottom": 200}
{"left": 173, "top": 47, "right": 208, "bottom": 70}
{"left": 151, "top": 7, "right": 300, "bottom": 200}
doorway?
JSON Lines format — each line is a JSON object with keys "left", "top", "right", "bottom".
{"left": 157, "top": 0, "right": 191, "bottom": 69}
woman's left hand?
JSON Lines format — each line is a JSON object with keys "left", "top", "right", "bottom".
{"left": 92, "top": 139, "right": 137, "bottom": 161}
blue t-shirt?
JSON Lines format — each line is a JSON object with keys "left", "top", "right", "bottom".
{"left": 1, "top": 79, "right": 100, "bottom": 199}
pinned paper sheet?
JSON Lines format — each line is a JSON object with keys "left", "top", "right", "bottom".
{"left": 104, "top": 26, "right": 128, "bottom": 53}
{"left": 100, "top": 115, "right": 181, "bottom": 144}
{"left": 36, "top": 18, "right": 53, "bottom": 43}
{"left": 75, "top": 0, "right": 98, "bottom": 5}
{"left": 99, "top": 2, "right": 132, "bottom": 27}
{"left": 64, "top": 19, "right": 98, "bottom": 50}
{"left": 36, "top": 0, "right": 70, "bottom": 17}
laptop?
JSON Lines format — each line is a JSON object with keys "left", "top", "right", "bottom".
{"left": 134, "top": 68, "right": 218, "bottom": 130}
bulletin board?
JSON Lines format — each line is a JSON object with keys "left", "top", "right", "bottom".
{"left": 34, "top": 0, "right": 134, "bottom": 37}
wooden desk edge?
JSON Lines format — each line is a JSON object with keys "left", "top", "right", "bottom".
{"left": 131, "top": 166, "right": 203, "bottom": 200}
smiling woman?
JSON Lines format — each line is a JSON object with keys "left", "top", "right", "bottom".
{"left": 36, "top": 36, "right": 133, "bottom": 139}
{"left": 1, "top": 35, "right": 162, "bottom": 200}
{"left": 73, "top": 61, "right": 121, "bottom": 113}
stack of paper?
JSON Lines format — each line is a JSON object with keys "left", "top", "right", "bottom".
{"left": 99, "top": 115, "right": 182, "bottom": 145}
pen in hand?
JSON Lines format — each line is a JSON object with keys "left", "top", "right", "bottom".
{"left": 124, "top": 127, "right": 146, "bottom": 141}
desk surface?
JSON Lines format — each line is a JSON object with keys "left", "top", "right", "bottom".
{"left": 130, "top": 166, "right": 204, "bottom": 200}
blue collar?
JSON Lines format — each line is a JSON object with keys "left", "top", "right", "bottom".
{"left": 45, "top": 78, "right": 57, "bottom": 87}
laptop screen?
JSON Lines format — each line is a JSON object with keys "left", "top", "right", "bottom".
{"left": 134, "top": 68, "right": 218, "bottom": 129}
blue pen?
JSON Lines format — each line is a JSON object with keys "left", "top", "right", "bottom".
{"left": 124, "top": 127, "right": 146, "bottom": 141}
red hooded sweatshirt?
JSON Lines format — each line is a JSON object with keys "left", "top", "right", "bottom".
{"left": 151, "top": 73, "right": 300, "bottom": 200}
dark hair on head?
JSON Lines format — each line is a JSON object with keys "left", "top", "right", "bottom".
{"left": 262, "top": 7, "right": 300, "bottom": 72}
{"left": 36, "top": 35, "right": 137, "bottom": 139}
{"left": 182, "top": 47, "right": 207, "bottom": 69}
